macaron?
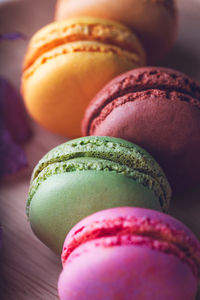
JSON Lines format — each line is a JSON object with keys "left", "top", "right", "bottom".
{"left": 55, "top": 0, "right": 178, "bottom": 63}
{"left": 58, "top": 207, "right": 200, "bottom": 300}
{"left": 82, "top": 67, "right": 200, "bottom": 192}
{"left": 21, "top": 17, "right": 146, "bottom": 138}
{"left": 27, "top": 136, "right": 171, "bottom": 253}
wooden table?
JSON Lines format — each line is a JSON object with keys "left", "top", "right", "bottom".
{"left": 0, "top": 0, "right": 200, "bottom": 299}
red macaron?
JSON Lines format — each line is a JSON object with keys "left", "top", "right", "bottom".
{"left": 82, "top": 67, "right": 200, "bottom": 193}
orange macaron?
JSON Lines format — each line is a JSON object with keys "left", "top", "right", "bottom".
{"left": 21, "top": 17, "right": 146, "bottom": 137}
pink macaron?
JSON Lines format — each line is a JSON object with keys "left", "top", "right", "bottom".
{"left": 58, "top": 207, "right": 200, "bottom": 300}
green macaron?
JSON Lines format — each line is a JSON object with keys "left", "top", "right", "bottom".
{"left": 27, "top": 136, "right": 171, "bottom": 253}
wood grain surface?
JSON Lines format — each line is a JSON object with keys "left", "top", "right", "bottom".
{"left": 0, "top": 0, "right": 200, "bottom": 299}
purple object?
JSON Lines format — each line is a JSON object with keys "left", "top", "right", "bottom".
{"left": 0, "top": 77, "right": 31, "bottom": 143}
{"left": 0, "top": 77, "right": 32, "bottom": 177}
{"left": 0, "top": 32, "right": 26, "bottom": 40}
{"left": 0, "top": 128, "right": 27, "bottom": 176}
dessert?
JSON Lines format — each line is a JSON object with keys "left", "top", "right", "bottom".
{"left": 27, "top": 136, "right": 171, "bottom": 253}
{"left": 82, "top": 67, "right": 200, "bottom": 192}
{"left": 58, "top": 207, "right": 200, "bottom": 300}
{"left": 22, "top": 17, "right": 146, "bottom": 137}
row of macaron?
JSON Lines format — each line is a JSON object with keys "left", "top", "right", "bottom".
{"left": 27, "top": 136, "right": 200, "bottom": 300}
{"left": 21, "top": 0, "right": 179, "bottom": 136}
{"left": 22, "top": 61, "right": 200, "bottom": 194}
{"left": 21, "top": 2, "right": 200, "bottom": 194}
{"left": 20, "top": 0, "right": 200, "bottom": 299}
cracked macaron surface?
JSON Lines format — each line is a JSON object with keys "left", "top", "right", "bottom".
{"left": 27, "top": 136, "right": 171, "bottom": 253}
{"left": 82, "top": 67, "right": 200, "bottom": 192}
{"left": 21, "top": 17, "right": 146, "bottom": 137}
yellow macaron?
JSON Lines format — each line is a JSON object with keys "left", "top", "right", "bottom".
{"left": 22, "top": 17, "right": 146, "bottom": 137}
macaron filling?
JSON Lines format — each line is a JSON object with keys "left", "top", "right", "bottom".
{"left": 24, "top": 20, "right": 145, "bottom": 70}
{"left": 27, "top": 157, "right": 167, "bottom": 215}
{"left": 62, "top": 216, "right": 200, "bottom": 278}
{"left": 29, "top": 137, "right": 171, "bottom": 211}
{"left": 84, "top": 68, "right": 200, "bottom": 135}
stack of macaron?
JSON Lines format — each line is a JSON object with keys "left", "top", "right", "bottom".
{"left": 21, "top": 0, "right": 200, "bottom": 299}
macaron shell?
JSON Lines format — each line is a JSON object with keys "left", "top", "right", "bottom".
{"left": 89, "top": 93, "right": 200, "bottom": 191}
{"left": 24, "top": 17, "right": 146, "bottom": 70}
{"left": 58, "top": 241, "right": 197, "bottom": 300}
{"left": 82, "top": 66, "right": 200, "bottom": 136}
{"left": 65, "top": 207, "right": 199, "bottom": 245}
{"left": 29, "top": 172, "right": 161, "bottom": 253}
{"left": 55, "top": 0, "right": 178, "bottom": 62}
{"left": 82, "top": 67, "right": 200, "bottom": 191}
{"left": 31, "top": 135, "right": 168, "bottom": 184}
{"left": 22, "top": 41, "right": 141, "bottom": 137}
{"left": 29, "top": 136, "right": 171, "bottom": 212}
